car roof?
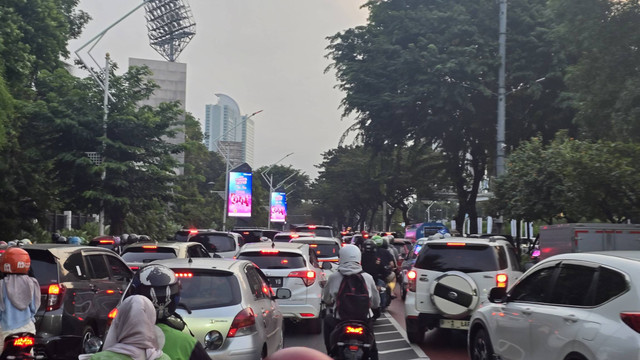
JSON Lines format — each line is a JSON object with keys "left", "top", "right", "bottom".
{"left": 544, "top": 251, "right": 640, "bottom": 263}
{"left": 425, "top": 236, "right": 511, "bottom": 246}
{"left": 122, "top": 241, "right": 196, "bottom": 251}
{"left": 152, "top": 257, "right": 247, "bottom": 271}
{"left": 24, "top": 244, "right": 108, "bottom": 256}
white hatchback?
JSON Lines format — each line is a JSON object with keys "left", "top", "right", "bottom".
{"left": 236, "top": 242, "right": 326, "bottom": 334}
{"left": 469, "top": 251, "right": 640, "bottom": 360}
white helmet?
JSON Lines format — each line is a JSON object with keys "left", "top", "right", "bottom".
{"left": 339, "top": 244, "right": 361, "bottom": 264}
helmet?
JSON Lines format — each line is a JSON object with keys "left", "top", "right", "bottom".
{"left": 51, "top": 232, "right": 61, "bottom": 242}
{"left": 57, "top": 236, "right": 68, "bottom": 244}
{"left": 371, "top": 235, "right": 383, "bottom": 247}
{"left": 381, "top": 238, "right": 389, "bottom": 249}
{"left": 127, "top": 234, "right": 139, "bottom": 245}
{"left": 127, "top": 264, "right": 180, "bottom": 320}
{"left": 68, "top": 236, "right": 81, "bottom": 245}
{"left": 362, "top": 239, "right": 376, "bottom": 253}
{"left": 0, "top": 247, "right": 31, "bottom": 274}
{"left": 339, "top": 244, "right": 361, "bottom": 264}
{"left": 139, "top": 235, "right": 151, "bottom": 242}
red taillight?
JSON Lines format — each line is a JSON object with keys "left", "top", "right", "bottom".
{"left": 13, "top": 336, "right": 34, "bottom": 347}
{"left": 308, "top": 225, "right": 317, "bottom": 230}
{"left": 175, "top": 272, "right": 193, "bottom": 278}
{"left": 99, "top": 240, "right": 114, "bottom": 244}
{"left": 345, "top": 326, "right": 364, "bottom": 335}
{"left": 348, "top": 345, "right": 359, "bottom": 351}
{"left": 290, "top": 234, "right": 300, "bottom": 239}
{"left": 309, "top": 244, "right": 318, "bottom": 248}
{"left": 142, "top": 245, "right": 157, "bottom": 249}
{"left": 300, "top": 313, "right": 315, "bottom": 317}
{"left": 43, "top": 283, "right": 65, "bottom": 311}
{"left": 407, "top": 270, "right": 417, "bottom": 292}
{"left": 189, "top": 229, "right": 198, "bottom": 235}
{"left": 108, "top": 308, "right": 118, "bottom": 319}
{"left": 621, "top": 312, "right": 640, "bottom": 333}
{"left": 496, "top": 273, "right": 508, "bottom": 288}
{"left": 130, "top": 266, "right": 139, "bottom": 271}
{"left": 260, "top": 249, "right": 280, "bottom": 254}
{"left": 447, "top": 242, "right": 466, "bottom": 246}
{"left": 288, "top": 270, "right": 316, "bottom": 286}
{"left": 227, "top": 308, "right": 256, "bottom": 338}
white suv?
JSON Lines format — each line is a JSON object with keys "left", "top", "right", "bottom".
{"left": 236, "top": 242, "right": 327, "bottom": 334}
{"left": 469, "top": 251, "right": 640, "bottom": 360}
{"left": 404, "top": 236, "right": 523, "bottom": 343}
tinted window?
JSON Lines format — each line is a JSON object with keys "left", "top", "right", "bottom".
{"left": 273, "top": 236, "right": 293, "bottom": 243}
{"left": 190, "top": 234, "right": 236, "bottom": 252}
{"left": 106, "top": 255, "right": 132, "bottom": 282}
{"left": 121, "top": 247, "right": 177, "bottom": 263}
{"left": 87, "top": 255, "right": 110, "bottom": 280}
{"left": 245, "top": 265, "right": 271, "bottom": 300}
{"left": 187, "top": 244, "right": 210, "bottom": 258}
{"left": 61, "top": 252, "right": 88, "bottom": 281}
{"left": 27, "top": 250, "right": 59, "bottom": 285}
{"left": 550, "top": 264, "right": 596, "bottom": 306}
{"left": 595, "top": 267, "right": 628, "bottom": 305}
{"left": 414, "top": 244, "right": 500, "bottom": 272}
{"left": 496, "top": 246, "right": 508, "bottom": 270}
{"left": 296, "top": 227, "right": 333, "bottom": 237}
{"left": 174, "top": 269, "right": 241, "bottom": 310}
{"left": 510, "top": 266, "right": 557, "bottom": 303}
{"left": 174, "top": 231, "right": 190, "bottom": 242}
{"left": 237, "top": 252, "right": 306, "bottom": 269}
{"left": 302, "top": 243, "right": 339, "bottom": 258}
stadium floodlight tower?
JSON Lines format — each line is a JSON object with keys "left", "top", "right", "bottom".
{"left": 144, "top": 0, "right": 196, "bottom": 62}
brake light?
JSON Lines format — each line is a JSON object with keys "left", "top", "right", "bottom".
{"left": 407, "top": 270, "right": 417, "bottom": 292}
{"left": 227, "top": 308, "right": 256, "bottom": 337}
{"left": 288, "top": 270, "right": 316, "bottom": 286}
{"left": 308, "top": 225, "right": 317, "bottom": 229}
{"left": 349, "top": 345, "right": 359, "bottom": 351}
{"left": 189, "top": 229, "right": 198, "bottom": 235}
{"left": 13, "top": 336, "right": 34, "bottom": 347}
{"left": 99, "top": 240, "right": 114, "bottom": 244}
{"left": 142, "top": 245, "right": 157, "bottom": 249}
{"left": 447, "top": 242, "right": 466, "bottom": 246}
{"left": 108, "top": 308, "right": 118, "bottom": 319}
{"left": 290, "top": 234, "right": 300, "bottom": 239}
{"left": 363, "top": 234, "right": 369, "bottom": 239}
{"left": 175, "top": 272, "right": 193, "bottom": 278}
{"left": 345, "top": 326, "right": 364, "bottom": 335}
{"left": 43, "top": 283, "right": 65, "bottom": 311}
{"left": 130, "top": 266, "right": 139, "bottom": 271}
{"left": 260, "top": 249, "right": 279, "bottom": 254}
{"left": 309, "top": 244, "right": 318, "bottom": 248}
{"left": 496, "top": 273, "right": 508, "bottom": 288}
{"left": 621, "top": 312, "right": 640, "bottom": 333}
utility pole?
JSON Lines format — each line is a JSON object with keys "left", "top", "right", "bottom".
{"left": 99, "top": 53, "right": 110, "bottom": 236}
{"left": 496, "top": 0, "right": 507, "bottom": 177}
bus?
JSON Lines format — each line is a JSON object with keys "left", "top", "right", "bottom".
{"left": 404, "top": 222, "right": 450, "bottom": 242}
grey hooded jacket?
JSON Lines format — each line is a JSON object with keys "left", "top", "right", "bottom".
{"left": 321, "top": 261, "right": 381, "bottom": 319}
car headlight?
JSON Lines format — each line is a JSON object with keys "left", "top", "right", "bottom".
{"left": 204, "top": 330, "right": 224, "bottom": 350}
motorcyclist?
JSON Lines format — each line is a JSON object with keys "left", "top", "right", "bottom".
{"left": 124, "top": 264, "right": 209, "bottom": 360}
{"left": 0, "top": 247, "right": 41, "bottom": 354}
{"left": 321, "top": 244, "right": 380, "bottom": 359}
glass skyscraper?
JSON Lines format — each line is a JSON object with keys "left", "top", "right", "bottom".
{"left": 204, "top": 94, "right": 255, "bottom": 168}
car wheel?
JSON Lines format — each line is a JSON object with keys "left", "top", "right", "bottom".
{"left": 470, "top": 327, "right": 494, "bottom": 360}
{"left": 307, "top": 317, "right": 322, "bottom": 334}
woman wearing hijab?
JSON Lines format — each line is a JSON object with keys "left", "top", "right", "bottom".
{"left": 82, "top": 295, "right": 170, "bottom": 360}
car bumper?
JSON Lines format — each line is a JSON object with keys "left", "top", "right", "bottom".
{"left": 278, "top": 303, "right": 321, "bottom": 319}
{"left": 34, "top": 334, "right": 82, "bottom": 360}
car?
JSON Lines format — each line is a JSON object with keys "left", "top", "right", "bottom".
{"left": 187, "top": 230, "right": 244, "bottom": 258}
{"left": 400, "top": 237, "right": 429, "bottom": 300}
{"left": 289, "top": 236, "right": 341, "bottom": 264}
{"left": 88, "top": 235, "right": 121, "bottom": 254}
{"left": 233, "top": 228, "right": 279, "bottom": 243}
{"left": 120, "top": 241, "right": 211, "bottom": 271}
{"left": 149, "top": 258, "right": 291, "bottom": 360}
{"left": 404, "top": 235, "right": 523, "bottom": 343}
{"left": 290, "top": 224, "right": 337, "bottom": 239}
{"left": 468, "top": 251, "right": 640, "bottom": 360}
{"left": 392, "top": 237, "right": 412, "bottom": 266}
{"left": 272, "top": 231, "right": 314, "bottom": 243}
{"left": 24, "top": 244, "right": 133, "bottom": 359}
{"left": 173, "top": 228, "right": 199, "bottom": 241}
{"left": 235, "top": 242, "right": 326, "bottom": 334}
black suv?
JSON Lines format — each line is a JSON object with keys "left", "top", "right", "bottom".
{"left": 25, "top": 244, "right": 133, "bottom": 359}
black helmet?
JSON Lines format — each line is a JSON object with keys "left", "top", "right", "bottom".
{"left": 126, "top": 264, "right": 180, "bottom": 320}
{"left": 362, "top": 239, "right": 377, "bottom": 253}
{"left": 126, "top": 234, "right": 139, "bottom": 245}
{"left": 51, "top": 232, "right": 61, "bottom": 243}
{"left": 381, "top": 238, "right": 389, "bottom": 249}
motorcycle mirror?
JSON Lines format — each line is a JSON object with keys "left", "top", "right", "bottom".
{"left": 83, "top": 336, "right": 103, "bottom": 354}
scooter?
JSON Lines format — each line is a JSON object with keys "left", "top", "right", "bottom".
{"left": 328, "top": 320, "right": 376, "bottom": 360}
{"left": 0, "top": 332, "right": 43, "bottom": 360}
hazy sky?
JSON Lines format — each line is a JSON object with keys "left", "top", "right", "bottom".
{"left": 67, "top": 1, "right": 369, "bottom": 179}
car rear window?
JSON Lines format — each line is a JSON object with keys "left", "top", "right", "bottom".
{"left": 174, "top": 231, "right": 190, "bottom": 242}
{"left": 414, "top": 243, "right": 501, "bottom": 273}
{"left": 173, "top": 269, "right": 241, "bottom": 310}
{"left": 121, "top": 247, "right": 177, "bottom": 263}
{"left": 273, "top": 235, "right": 293, "bottom": 243}
{"left": 301, "top": 243, "right": 339, "bottom": 258}
{"left": 190, "top": 234, "right": 236, "bottom": 252}
{"left": 25, "top": 250, "right": 59, "bottom": 285}
{"left": 237, "top": 251, "right": 306, "bottom": 269}
{"left": 295, "top": 227, "right": 333, "bottom": 237}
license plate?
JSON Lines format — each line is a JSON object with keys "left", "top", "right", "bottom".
{"left": 268, "top": 277, "right": 283, "bottom": 288}
{"left": 440, "top": 319, "right": 470, "bottom": 330}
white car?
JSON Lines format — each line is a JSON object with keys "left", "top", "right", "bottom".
{"left": 469, "top": 251, "right": 640, "bottom": 360}
{"left": 404, "top": 236, "right": 523, "bottom": 343}
{"left": 289, "top": 236, "right": 341, "bottom": 275}
{"left": 236, "top": 242, "right": 326, "bottom": 334}
{"left": 187, "top": 230, "right": 244, "bottom": 258}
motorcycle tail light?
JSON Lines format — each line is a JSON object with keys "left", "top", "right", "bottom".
{"left": 227, "top": 308, "right": 256, "bottom": 338}
{"left": 349, "top": 345, "right": 359, "bottom": 351}
{"left": 407, "top": 270, "right": 417, "bottom": 292}
{"left": 13, "top": 336, "right": 34, "bottom": 347}
{"left": 621, "top": 312, "right": 640, "bottom": 333}
{"left": 496, "top": 273, "right": 508, "bottom": 288}
{"left": 345, "top": 326, "right": 364, "bottom": 335}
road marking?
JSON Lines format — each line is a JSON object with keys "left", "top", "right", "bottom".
{"left": 377, "top": 338, "right": 407, "bottom": 344}
{"left": 380, "top": 347, "right": 415, "bottom": 354}
{"left": 383, "top": 313, "right": 429, "bottom": 359}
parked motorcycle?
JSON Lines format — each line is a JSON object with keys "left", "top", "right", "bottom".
{"left": 328, "top": 320, "right": 375, "bottom": 360}
{"left": 0, "top": 332, "right": 43, "bottom": 360}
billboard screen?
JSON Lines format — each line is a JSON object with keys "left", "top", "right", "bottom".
{"left": 270, "top": 192, "right": 287, "bottom": 223}
{"left": 228, "top": 171, "right": 252, "bottom": 217}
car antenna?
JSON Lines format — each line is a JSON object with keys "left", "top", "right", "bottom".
{"left": 188, "top": 254, "right": 193, "bottom": 263}
{"left": 271, "top": 241, "right": 275, "bottom": 249}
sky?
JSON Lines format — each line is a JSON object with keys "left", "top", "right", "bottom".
{"left": 67, "top": 0, "right": 369, "bottom": 179}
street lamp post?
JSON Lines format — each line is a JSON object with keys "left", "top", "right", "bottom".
{"left": 214, "top": 110, "right": 263, "bottom": 231}
{"left": 261, "top": 153, "right": 294, "bottom": 229}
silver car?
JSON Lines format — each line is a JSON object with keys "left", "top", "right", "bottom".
{"left": 153, "top": 258, "right": 289, "bottom": 360}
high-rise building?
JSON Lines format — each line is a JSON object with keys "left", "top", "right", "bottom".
{"left": 204, "top": 94, "right": 255, "bottom": 168}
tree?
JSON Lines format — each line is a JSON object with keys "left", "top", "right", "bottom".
{"left": 326, "top": 0, "right": 572, "bottom": 233}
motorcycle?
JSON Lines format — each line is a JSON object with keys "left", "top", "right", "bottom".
{"left": 328, "top": 320, "right": 376, "bottom": 360}
{"left": 0, "top": 332, "right": 43, "bottom": 360}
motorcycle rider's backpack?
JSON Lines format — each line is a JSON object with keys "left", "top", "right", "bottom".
{"left": 336, "top": 272, "right": 370, "bottom": 321}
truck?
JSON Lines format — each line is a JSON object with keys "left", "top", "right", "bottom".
{"left": 538, "top": 223, "right": 640, "bottom": 260}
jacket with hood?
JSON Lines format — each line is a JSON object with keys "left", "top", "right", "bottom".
{"left": 322, "top": 261, "right": 380, "bottom": 319}
{"left": 0, "top": 274, "right": 40, "bottom": 332}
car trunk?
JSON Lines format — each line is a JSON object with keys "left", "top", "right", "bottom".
{"left": 26, "top": 250, "right": 61, "bottom": 327}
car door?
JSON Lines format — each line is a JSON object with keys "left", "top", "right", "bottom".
{"left": 493, "top": 263, "right": 558, "bottom": 360}
{"left": 85, "top": 253, "right": 123, "bottom": 333}
{"left": 245, "top": 265, "right": 280, "bottom": 350}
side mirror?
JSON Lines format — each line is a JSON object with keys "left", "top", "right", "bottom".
{"left": 275, "top": 288, "right": 292, "bottom": 300}
{"left": 488, "top": 287, "right": 508, "bottom": 303}
{"left": 321, "top": 262, "right": 332, "bottom": 270}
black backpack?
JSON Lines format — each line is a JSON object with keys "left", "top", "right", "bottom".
{"left": 336, "top": 272, "right": 371, "bottom": 321}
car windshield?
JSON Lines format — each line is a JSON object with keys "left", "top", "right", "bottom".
{"left": 237, "top": 251, "right": 306, "bottom": 269}
{"left": 173, "top": 269, "right": 241, "bottom": 310}
{"left": 414, "top": 244, "right": 500, "bottom": 273}
{"left": 190, "top": 234, "right": 236, "bottom": 252}
{"left": 121, "top": 247, "right": 177, "bottom": 263}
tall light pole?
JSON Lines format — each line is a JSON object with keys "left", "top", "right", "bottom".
{"left": 496, "top": 0, "right": 507, "bottom": 177}
{"left": 261, "top": 152, "right": 294, "bottom": 229}
{"left": 214, "top": 110, "right": 263, "bottom": 231}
